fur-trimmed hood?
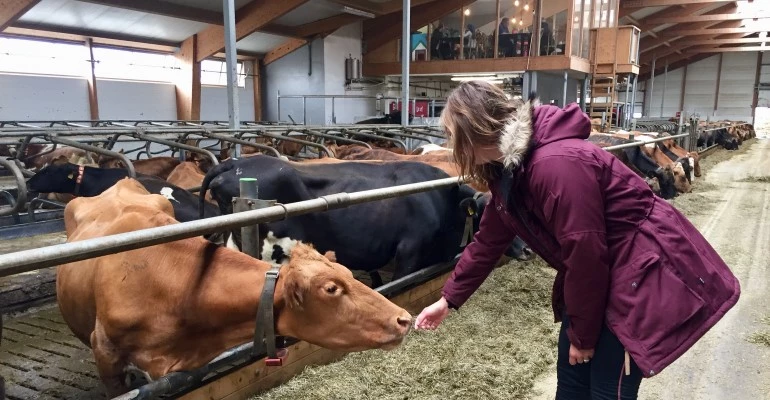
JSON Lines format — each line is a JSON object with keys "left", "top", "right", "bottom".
{"left": 498, "top": 101, "right": 592, "bottom": 170}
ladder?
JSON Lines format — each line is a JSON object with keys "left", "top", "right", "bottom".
{"left": 588, "top": 29, "right": 620, "bottom": 131}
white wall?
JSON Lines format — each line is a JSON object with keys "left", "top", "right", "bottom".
{"left": 758, "top": 52, "right": 770, "bottom": 108}
{"left": 97, "top": 79, "right": 177, "bottom": 120}
{"left": 264, "top": 38, "right": 326, "bottom": 124}
{"left": 643, "top": 52, "right": 759, "bottom": 122}
{"left": 0, "top": 74, "right": 90, "bottom": 120}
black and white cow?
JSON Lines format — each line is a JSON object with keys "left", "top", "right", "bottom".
{"left": 200, "top": 155, "right": 530, "bottom": 286}
{"left": 26, "top": 163, "right": 221, "bottom": 222}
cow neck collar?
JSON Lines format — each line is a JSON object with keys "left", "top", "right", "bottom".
{"left": 73, "top": 165, "right": 85, "bottom": 197}
{"left": 253, "top": 264, "right": 287, "bottom": 366}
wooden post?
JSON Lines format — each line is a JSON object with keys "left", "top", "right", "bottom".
{"left": 494, "top": 0, "right": 500, "bottom": 59}
{"left": 752, "top": 51, "right": 762, "bottom": 120}
{"left": 565, "top": 0, "right": 575, "bottom": 57}
{"left": 680, "top": 63, "right": 688, "bottom": 112}
{"left": 533, "top": 0, "right": 541, "bottom": 57}
{"left": 253, "top": 60, "right": 263, "bottom": 121}
{"left": 175, "top": 35, "right": 202, "bottom": 121}
{"left": 460, "top": 7, "right": 465, "bottom": 60}
{"left": 84, "top": 38, "right": 99, "bottom": 121}
{"left": 714, "top": 52, "right": 723, "bottom": 116}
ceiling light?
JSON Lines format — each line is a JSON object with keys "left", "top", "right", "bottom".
{"left": 512, "top": 17, "right": 517, "bottom": 23}
{"left": 342, "top": 6, "right": 375, "bottom": 18}
{"left": 524, "top": 3, "right": 529, "bottom": 11}
{"left": 464, "top": 8, "right": 470, "bottom": 16}
{"left": 514, "top": 0, "right": 520, "bottom": 6}
{"left": 519, "top": 20, "right": 523, "bottom": 25}
{"left": 451, "top": 76, "right": 502, "bottom": 83}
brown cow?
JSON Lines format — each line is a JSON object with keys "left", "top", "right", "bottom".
{"left": 99, "top": 156, "right": 181, "bottom": 180}
{"left": 657, "top": 133, "right": 701, "bottom": 178}
{"left": 166, "top": 161, "right": 215, "bottom": 204}
{"left": 57, "top": 178, "right": 413, "bottom": 396}
{"left": 332, "top": 145, "right": 488, "bottom": 192}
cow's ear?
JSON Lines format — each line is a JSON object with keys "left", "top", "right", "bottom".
{"left": 323, "top": 251, "right": 337, "bottom": 263}
{"left": 458, "top": 197, "right": 479, "bottom": 217}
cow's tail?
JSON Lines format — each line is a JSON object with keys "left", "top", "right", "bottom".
{"left": 199, "top": 160, "right": 236, "bottom": 219}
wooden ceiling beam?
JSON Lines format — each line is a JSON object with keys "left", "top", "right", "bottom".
{"left": 639, "top": 3, "right": 738, "bottom": 53}
{"left": 5, "top": 22, "right": 180, "bottom": 51}
{"left": 660, "top": 27, "right": 765, "bottom": 36}
{"left": 327, "top": 0, "right": 381, "bottom": 15}
{"left": 623, "top": 0, "right": 745, "bottom": 8}
{"left": 74, "top": 0, "right": 222, "bottom": 25}
{"left": 263, "top": 37, "right": 307, "bottom": 65}
{"left": 684, "top": 45, "right": 769, "bottom": 52}
{"left": 640, "top": 22, "right": 745, "bottom": 65}
{"left": 647, "top": 13, "right": 770, "bottom": 24}
{"left": 195, "top": 0, "right": 309, "bottom": 62}
{"left": 0, "top": 0, "right": 41, "bottom": 31}
{"left": 638, "top": 52, "right": 714, "bottom": 81}
{"left": 684, "top": 37, "right": 768, "bottom": 45}
{"left": 294, "top": 13, "right": 363, "bottom": 37}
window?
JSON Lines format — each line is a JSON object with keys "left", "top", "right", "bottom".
{"left": 0, "top": 37, "right": 88, "bottom": 77}
{"left": 201, "top": 59, "right": 246, "bottom": 87}
{"left": 92, "top": 47, "right": 179, "bottom": 83}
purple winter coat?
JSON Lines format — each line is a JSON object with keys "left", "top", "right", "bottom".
{"left": 441, "top": 101, "right": 740, "bottom": 378}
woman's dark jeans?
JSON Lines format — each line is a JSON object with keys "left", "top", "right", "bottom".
{"left": 556, "top": 313, "right": 644, "bottom": 400}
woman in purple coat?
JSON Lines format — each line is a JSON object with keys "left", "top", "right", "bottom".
{"left": 414, "top": 81, "right": 740, "bottom": 399}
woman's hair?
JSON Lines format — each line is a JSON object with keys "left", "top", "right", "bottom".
{"left": 440, "top": 81, "right": 519, "bottom": 185}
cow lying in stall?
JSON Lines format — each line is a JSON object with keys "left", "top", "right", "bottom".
{"left": 57, "top": 178, "right": 412, "bottom": 396}
{"left": 200, "top": 155, "right": 529, "bottom": 287}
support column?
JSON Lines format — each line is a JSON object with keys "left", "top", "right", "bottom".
{"left": 223, "top": 0, "right": 240, "bottom": 130}
{"left": 580, "top": 75, "right": 588, "bottom": 112}
{"left": 562, "top": 70, "right": 568, "bottom": 107}
{"left": 714, "top": 52, "right": 723, "bottom": 117}
{"left": 661, "top": 60, "right": 668, "bottom": 117}
{"left": 253, "top": 60, "right": 263, "bottom": 121}
{"left": 648, "top": 56, "right": 656, "bottom": 117}
{"left": 680, "top": 63, "right": 688, "bottom": 113}
{"left": 85, "top": 38, "right": 99, "bottom": 121}
{"left": 175, "top": 35, "right": 201, "bottom": 120}
{"left": 401, "top": 0, "right": 410, "bottom": 126}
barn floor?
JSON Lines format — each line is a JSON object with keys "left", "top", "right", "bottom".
{"left": 531, "top": 134, "right": 770, "bottom": 400}
{"left": 0, "top": 233, "right": 66, "bottom": 314}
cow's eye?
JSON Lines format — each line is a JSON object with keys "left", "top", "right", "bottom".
{"left": 325, "top": 284, "right": 338, "bottom": 294}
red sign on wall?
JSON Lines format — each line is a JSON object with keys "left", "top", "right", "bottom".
{"left": 390, "top": 100, "right": 429, "bottom": 117}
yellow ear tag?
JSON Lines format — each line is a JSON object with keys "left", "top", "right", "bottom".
{"left": 67, "top": 173, "right": 74, "bottom": 179}
{"left": 467, "top": 206, "right": 475, "bottom": 216}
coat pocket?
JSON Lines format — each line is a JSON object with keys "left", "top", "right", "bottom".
{"left": 608, "top": 252, "right": 707, "bottom": 352}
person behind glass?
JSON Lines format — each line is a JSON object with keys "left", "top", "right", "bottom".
{"left": 540, "top": 21, "right": 554, "bottom": 55}
{"left": 430, "top": 22, "right": 445, "bottom": 60}
{"left": 463, "top": 24, "right": 477, "bottom": 58}
{"left": 413, "top": 81, "right": 740, "bottom": 400}
{"left": 499, "top": 17, "right": 510, "bottom": 34}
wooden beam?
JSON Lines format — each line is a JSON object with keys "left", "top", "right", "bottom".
{"left": 623, "top": 0, "right": 737, "bottom": 8}
{"left": 661, "top": 27, "right": 765, "bottom": 36}
{"left": 638, "top": 3, "right": 737, "bottom": 53}
{"left": 294, "top": 13, "right": 363, "bottom": 37}
{"left": 195, "top": 0, "right": 309, "bottom": 62}
{"left": 9, "top": 21, "right": 180, "bottom": 49}
{"left": 253, "top": 60, "right": 263, "bottom": 121}
{"left": 85, "top": 38, "right": 99, "bottom": 120}
{"left": 647, "top": 13, "right": 770, "bottom": 25}
{"left": 684, "top": 46, "right": 770, "bottom": 53}
{"left": 632, "top": 3, "right": 726, "bottom": 36}
{"left": 212, "top": 52, "right": 260, "bottom": 61}
{"left": 327, "top": 0, "right": 381, "bottom": 15}
{"left": 683, "top": 38, "right": 769, "bottom": 46}
{"left": 638, "top": 52, "right": 714, "bottom": 81}
{"left": 4, "top": 25, "right": 179, "bottom": 53}
{"left": 175, "top": 36, "right": 201, "bottom": 121}
{"left": 363, "top": 0, "right": 474, "bottom": 54}
{"left": 0, "top": 0, "right": 40, "bottom": 31}
{"left": 263, "top": 37, "right": 307, "bottom": 65}
{"left": 640, "top": 20, "right": 743, "bottom": 65}
{"left": 75, "top": 0, "right": 222, "bottom": 25}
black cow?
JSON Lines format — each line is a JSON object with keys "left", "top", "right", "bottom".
{"left": 587, "top": 134, "right": 678, "bottom": 199}
{"left": 356, "top": 110, "right": 414, "bottom": 125}
{"left": 698, "top": 128, "right": 738, "bottom": 150}
{"left": 26, "top": 163, "right": 221, "bottom": 222}
{"left": 200, "top": 155, "right": 527, "bottom": 286}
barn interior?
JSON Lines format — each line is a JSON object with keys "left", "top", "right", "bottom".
{"left": 1, "top": 1, "right": 770, "bottom": 399}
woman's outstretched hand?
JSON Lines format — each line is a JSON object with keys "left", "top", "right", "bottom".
{"left": 414, "top": 297, "right": 451, "bottom": 330}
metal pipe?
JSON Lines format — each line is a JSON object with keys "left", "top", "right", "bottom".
{"left": 223, "top": 0, "right": 240, "bottom": 133}
{"left": 630, "top": 74, "right": 638, "bottom": 123}
{"left": 648, "top": 57, "right": 656, "bottom": 117}
{"left": 302, "top": 130, "right": 372, "bottom": 149}
{"left": 238, "top": 178, "right": 259, "bottom": 257}
{"left": 602, "top": 132, "right": 688, "bottom": 151}
{"left": 243, "top": 131, "right": 332, "bottom": 157}
{"left": 402, "top": 127, "right": 445, "bottom": 139}
{"left": 132, "top": 133, "right": 219, "bottom": 168}
{"left": 0, "top": 176, "right": 462, "bottom": 276}
{"left": 196, "top": 132, "right": 281, "bottom": 158}
{"left": 0, "top": 157, "right": 27, "bottom": 217}
{"left": 340, "top": 130, "right": 408, "bottom": 150}
{"left": 661, "top": 61, "right": 668, "bottom": 118}
{"left": 562, "top": 70, "right": 568, "bottom": 107}
{"left": 47, "top": 136, "right": 136, "bottom": 178}
{"left": 625, "top": 74, "right": 632, "bottom": 129}
{"left": 401, "top": 0, "right": 410, "bottom": 127}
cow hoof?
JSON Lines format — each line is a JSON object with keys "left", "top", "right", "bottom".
{"left": 516, "top": 247, "right": 535, "bottom": 261}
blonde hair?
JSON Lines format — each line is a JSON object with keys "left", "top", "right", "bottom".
{"left": 440, "top": 81, "right": 519, "bottom": 186}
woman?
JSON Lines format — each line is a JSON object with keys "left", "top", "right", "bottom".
{"left": 414, "top": 81, "right": 740, "bottom": 399}
{"left": 499, "top": 17, "right": 510, "bottom": 34}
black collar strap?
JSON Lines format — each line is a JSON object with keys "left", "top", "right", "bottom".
{"left": 253, "top": 264, "right": 287, "bottom": 366}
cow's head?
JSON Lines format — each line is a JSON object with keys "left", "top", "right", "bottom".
{"left": 458, "top": 192, "right": 533, "bottom": 262}
{"left": 671, "top": 162, "right": 692, "bottom": 194}
{"left": 273, "top": 242, "right": 412, "bottom": 352}
{"left": 652, "top": 165, "right": 678, "bottom": 199}
{"left": 27, "top": 163, "right": 79, "bottom": 194}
